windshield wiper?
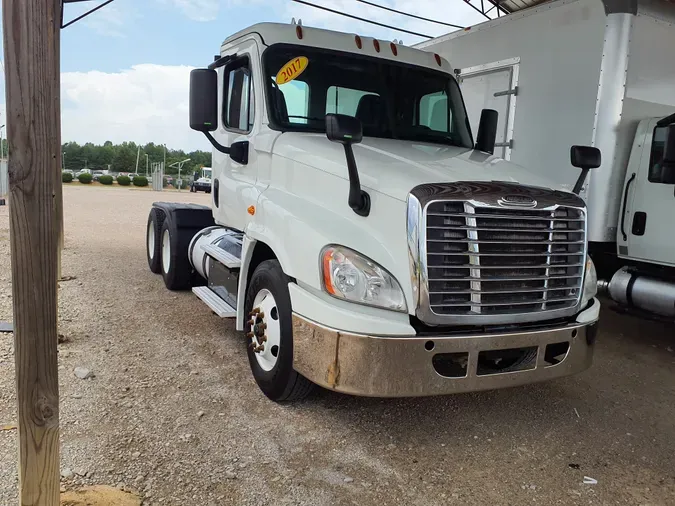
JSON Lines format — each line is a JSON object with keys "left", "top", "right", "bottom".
{"left": 287, "top": 115, "right": 325, "bottom": 122}
{"left": 401, "top": 132, "right": 461, "bottom": 147}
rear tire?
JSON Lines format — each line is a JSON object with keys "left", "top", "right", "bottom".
{"left": 160, "top": 216, "right": 193, "bottom": 291}
{"left": 146, "top": 208, "right": 164, "bottom": 274}
{"left": 245, "top": 260, "right": 314, "bottom": 402}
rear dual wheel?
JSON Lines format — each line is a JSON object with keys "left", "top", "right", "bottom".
{"left": 146, "top": 208, "right": 164, "bottom": 274}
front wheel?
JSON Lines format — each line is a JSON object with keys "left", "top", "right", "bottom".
{"left": 244, "top": 260, "right": 314, "bottom": 402}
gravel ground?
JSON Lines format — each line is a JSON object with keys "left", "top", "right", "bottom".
{"left": 1, "top": 185, "right": 674, "bottom": 506}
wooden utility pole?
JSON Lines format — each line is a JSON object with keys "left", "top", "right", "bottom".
{"left": 3, "top": 0, "right": 62, "bottom": 504}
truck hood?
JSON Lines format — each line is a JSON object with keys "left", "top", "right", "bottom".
{"left": 273, "top": 133, "right": 565, "bottom": 201}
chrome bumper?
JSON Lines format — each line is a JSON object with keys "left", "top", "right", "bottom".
{"left": 292, "top": 314, "right": 596, "bottom": 397}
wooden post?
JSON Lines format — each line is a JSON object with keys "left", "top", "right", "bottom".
{"left": 3, "top": 0, "right": 61, "bottom": 504}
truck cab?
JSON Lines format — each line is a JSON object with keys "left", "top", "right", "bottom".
{"left": 146, "top": 22, "right": 600, "bottom": 401}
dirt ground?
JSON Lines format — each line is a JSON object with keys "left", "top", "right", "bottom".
{"left": 1, "top": 185, "right": 674, "bottom": 506}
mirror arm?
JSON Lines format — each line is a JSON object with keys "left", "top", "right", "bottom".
{"left": 203, "top": 132, "right": 230, "bottom": 155}
{"left": 572, "top": 168, "right": 590, "bottom": 194}
{"left": 343, "top": 144, "right": 371, "bottom": 217}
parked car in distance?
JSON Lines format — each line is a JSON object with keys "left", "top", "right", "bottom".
{"left": 92, "top": 170, "right": 105, "bottom": 181}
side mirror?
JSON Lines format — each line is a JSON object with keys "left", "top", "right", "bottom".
{"left": 571, "top": 145, "right": 601, "bottom": 170}
{"left": 325, "top": 114, "right": 369, "bottom": 216}
{"left": 570, "top": 145, "right": 601, "bottom": 194}
{"left": 475, "top": 109, "right": 498, "bottom": 155}
{"left": 325, "top": 113, "right": 363, "bottom": 145}
{"left": 189, "top": 69, "right": 218, "bottom": 132}
{"left": 230, "top": 141, "right": 249, "bottom": 165}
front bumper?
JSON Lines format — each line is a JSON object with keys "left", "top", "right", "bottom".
{"left": 292, "top": 302, "right": 598, "bottom": 397}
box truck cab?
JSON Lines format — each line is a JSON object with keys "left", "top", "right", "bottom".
{"left": 146, "top": 22, "right": 600, "bottom": 401}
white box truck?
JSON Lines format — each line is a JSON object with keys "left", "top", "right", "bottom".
{"left": 417, "top": 0, "right": 675, "bottom": 318}
{"left": 145, "top": 22, "right": 600, "bottom": 401}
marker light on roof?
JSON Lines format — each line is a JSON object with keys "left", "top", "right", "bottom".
{"left": 434, "top": 53, "right": 442, "bottom": 66}
{"left": 355, "top": 35, "right": 362, "bottom": 49}
{"left": 390, "top": 42, "right": 398, "bottom": 56}
{"left": 296, "top": 25, "right": 303, "bottom": 39}
{"left": 373, "top": 39, "right": 380, "bottom": 52}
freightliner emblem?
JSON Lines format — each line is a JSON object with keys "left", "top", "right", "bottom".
{"left": 498, "top": 195, "right": 537, "bottom": 207}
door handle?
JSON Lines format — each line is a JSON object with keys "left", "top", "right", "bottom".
{"left": 620, "top": 173, "right": 636, "bottom": 241}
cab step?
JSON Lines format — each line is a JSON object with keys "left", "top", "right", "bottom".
{"left": 201, "top": 243, "right": 241, "bottom": 269}
{"left": 192, "top": 286, "right": 237, "bottom": 318}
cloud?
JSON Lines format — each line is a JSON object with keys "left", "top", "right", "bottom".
{"left": 61, "top": 64, "right": 209, "bottom": 151}
{"left": 63, "top": 0, "right": 134, "bottom": 37}
{"left": 165, "top": 0, "right": 221, "bottom": 22}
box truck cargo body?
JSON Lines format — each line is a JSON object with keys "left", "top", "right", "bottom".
{"left": 418, "top": 0, "right": 675, "bottom": 317}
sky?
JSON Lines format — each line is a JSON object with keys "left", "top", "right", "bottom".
{"left": 0, "top": 0, "right": 489, "bottom": 152}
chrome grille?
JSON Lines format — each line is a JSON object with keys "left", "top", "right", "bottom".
{"left": 425, "top": 201, "right": 585, "bottom": 317}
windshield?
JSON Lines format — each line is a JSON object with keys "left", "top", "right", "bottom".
{"left": 202, "top": 168, "right": 212, "bottom": 179}
{"left": 263, "top": 45, "right": 473, "bottom": 148}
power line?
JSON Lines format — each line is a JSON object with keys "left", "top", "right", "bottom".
{"left": 291, "top": 0, "right": 433, "bottom": 38}
{"left": 356, "top": 0, "right": 464, "bottom": 29}
{"left": 61, "top": 0, "right": 117, "bottom": 29}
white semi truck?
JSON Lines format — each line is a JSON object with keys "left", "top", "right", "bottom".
{"left": 146, "top": 22, "right": 600, "bottom": 401}
{"left": 418, "top": 0, "right": 675, "bottom": 318}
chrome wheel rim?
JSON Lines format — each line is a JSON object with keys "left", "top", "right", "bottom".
{"left": 162, "top": 229, "right": 171, "bottom": 274}
{"left": 249, "top": 289, "right": 281, "bottom": 372}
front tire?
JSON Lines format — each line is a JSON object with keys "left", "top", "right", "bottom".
{"left": 245, "top": 260, "right": 314, "bottom": 402}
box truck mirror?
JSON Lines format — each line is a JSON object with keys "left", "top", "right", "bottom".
{"left": 570, "top": 145, "right": 601, "bottom": 194}
{"left": 475, "top": 109, "right": 498, "bottom": 155}
{"left": 189, "top": 68, "right": 231, "bottom": 155}
{"left": 325, "top": 113, "right": 370, "bottom": 217}
{"left": 662, "top": 125, "right": 675, "bottom": 166}
{"left": 661, "top": 125, "right": 675, "bottom": 184}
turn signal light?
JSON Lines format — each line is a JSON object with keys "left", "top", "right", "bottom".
{"left": 247, "top": 206, "right": 255, "bottom": 215}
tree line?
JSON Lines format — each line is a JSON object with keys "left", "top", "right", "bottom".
{"left": 61, "top": 141, "right": 212, "bottom": 176}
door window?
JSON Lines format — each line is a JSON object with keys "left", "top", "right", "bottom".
{"left": 647, "top": 126, "right": 669, "bottom": 183}
{"left": 223, "top": 57, "right": 254, "bottom": 133}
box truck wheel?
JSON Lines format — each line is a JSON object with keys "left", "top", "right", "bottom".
{"left": 160, "top": 216, "right": 193, "bottom": 291}
{"left": 245, "top": 260, "right": 314, "bottom": 402}
{"left": 146, "top": 208, "right": 164, "bottom": 274}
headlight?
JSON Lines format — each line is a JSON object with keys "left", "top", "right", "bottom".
{"left": 581, "top": 255, "right": 597, "bottom": 307}
{"left": 321, "top": 246, "right": 407, "bottom": 312}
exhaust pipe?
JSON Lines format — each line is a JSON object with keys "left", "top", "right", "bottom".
{"left": 599, "top": 267, "right": 675, "bottom": 317}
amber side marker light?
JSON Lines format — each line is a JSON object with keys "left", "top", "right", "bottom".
{"left": 373, "top": 39, "right": 381, "bottom": 52}
{"left": 247, "top": 206, "right": 256, "bottom": 216}
{"left": 390, "top": 42, "right": 398, "bottom": 56}
{"left": 296, "top": 25, "right": 303, "bottom": 39}
{"left": 355, "top": 35, "right": 362, "bottom": 49}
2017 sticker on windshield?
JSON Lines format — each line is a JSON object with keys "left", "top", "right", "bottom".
{"left": 276, "top": 57, "right": 308, "bottom": 85}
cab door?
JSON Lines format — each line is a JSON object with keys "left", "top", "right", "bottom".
{"left": 213, "top": 40, "right": 262, "bottom": 231}
{"left": 619, "top": 118, "right": 675, "bottom": 267}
